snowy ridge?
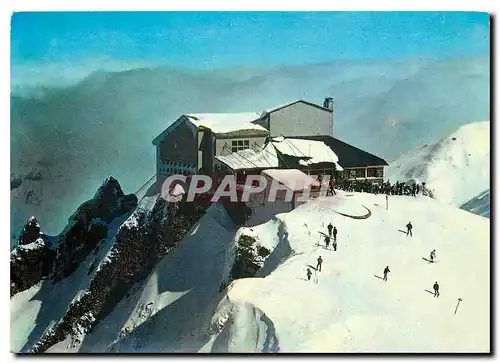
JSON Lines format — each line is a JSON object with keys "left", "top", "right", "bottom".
{"left": 386, "top": 121, "right": 490, "bottom": 207}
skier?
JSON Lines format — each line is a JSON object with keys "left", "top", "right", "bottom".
{"left": 332, "top": 239, "right": 337, "bottom": 252}
{"left": 406, "top": 221, "right": 413, "bottom": 237}
{"left": 430, "top": 249, "right": 436, "bottom": 263}
{"left": 317, "top": 256, "right": 323, "bottom": 272}
{"left": 327, "top": 223, "right": 333, "bottom": 236}
{"left": 416, "top": 183, "right": 420, "bottom": 195}
{"left": 383, "top": 266, "right": 390, "bottom": 281}
{"left": 332, "top": 226, "right": 338, "bottom": 243}
{"left": 306, "top": 267, "right": 312, "bottom": 281}
{"left": 324, "top": 235, "right": 330, "bottom": 249}
{"left": 433, "top": 281, "right": 440, "bottom": 297}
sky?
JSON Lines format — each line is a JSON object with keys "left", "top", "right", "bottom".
{"left": 11, "top": 11, "right": 490, "bottom": 72}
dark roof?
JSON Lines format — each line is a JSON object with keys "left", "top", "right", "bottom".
{"left": 291, "top": 135, "right": 389, "bottom": 168}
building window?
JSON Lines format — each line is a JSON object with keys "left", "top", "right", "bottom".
{"left": 367, "top": 167, "right": 384, "bottom": 178}
{"left": 346, "top": 168, "right": 366, "bottom": 179}
{"left": 231, "top": 140, "right": 250, "bottom": 153}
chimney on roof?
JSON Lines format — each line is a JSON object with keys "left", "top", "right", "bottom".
{"left": 323, "top": 97, "right": 334, "bottom": 111}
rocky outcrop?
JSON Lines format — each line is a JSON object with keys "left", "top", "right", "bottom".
{"left": 53, "top": 177, "right": 138, "bottom": 279}
{"left": 11, "top": 217, "right": 58, "bottom": 296}
{"left": 229, "top": 234, "right": 271, "bottom": 280}
{"left": 17, "top": 216, "right": 41, "bottom": 246}
{"left": 10, "top": 237, "right": 56, "bottom": 296}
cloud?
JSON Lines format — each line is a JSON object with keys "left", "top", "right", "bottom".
{"left": 11, "top": 56, "right": 155, "bottom": 89}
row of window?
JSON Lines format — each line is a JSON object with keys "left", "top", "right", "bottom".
{"left": 345, "top": 167, "right": 384, "bottom": 179}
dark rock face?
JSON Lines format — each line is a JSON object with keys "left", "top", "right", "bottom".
{"left": 11, "top": 217, "right": 58, "bottom": 296}
{"left": 30, "top": 194, "right": 210, "bottom": 353}
{"left": 222, "top": 201, "right": 252, "bottom": 226}
{"left": 10, "top": 238, "right": 56, "bottom": 296}
{"left": 230, "top": 234, "right": 270, "bottom": 280}
{"left": 17, "top": 217, "right": 41, "bottom": 246}
{"left": 53, "top": 177, "right": 137, "bottom": 279}
{"left": 10, "top": 177, "right": 137, "bottom": 297}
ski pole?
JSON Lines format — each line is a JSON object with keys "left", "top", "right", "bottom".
{"left": 454, "top": 298, "right": 462, "bottom": 315}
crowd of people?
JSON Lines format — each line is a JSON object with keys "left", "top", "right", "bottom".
{"left": 317, "top": 175, "right": 429, "bottom": 197}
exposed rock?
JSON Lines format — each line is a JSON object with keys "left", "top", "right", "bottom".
{"left": 53, "top": 177, "right": 137, "bottom": 279}
{"left": 10, "top": 237, "right": 56, "bottom": 296}
{"left": 17, "top": 216, "right": 41, "bottom": 246}
{"left": 230, "top": 234, "right": 271, "bottom": 280}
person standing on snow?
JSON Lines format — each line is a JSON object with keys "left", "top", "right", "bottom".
{"left": 430, "top": 249, "right": 436, "bottom": 263}
{"left": 406, "top": 222, "right": 413, "bottom": 237}
{"left": 333, "top": 226, "right": 338, "bottom": 243}
{"left": 317, "top": 256, "right": 323, "bottom": 272}
{"left": 327, "top": 223, "right": 333, "bottom": 236}
{"left": 306, "top": 267, "right": 312, "bottom": 281}
{"left": 383, "top": 266, "right": 390, "bottom": 281}
{"left": 324, "top": 235, "right": 330, "bottom": 249}
{"left": 433, "top": 281, "right": 440, "bottom": 297}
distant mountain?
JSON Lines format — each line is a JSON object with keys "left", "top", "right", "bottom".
{"left": 11, "top": 56, "right": 489, "bottom": 235}
{"left": 386, "top": 121, "right": 490, "bottom": 214}
{"left": 460, "top": 190, "right": 490, "bottom": 218}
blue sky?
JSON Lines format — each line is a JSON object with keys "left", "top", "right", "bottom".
{"left": 12, "top": 11, "right": 490, "bottom": 70}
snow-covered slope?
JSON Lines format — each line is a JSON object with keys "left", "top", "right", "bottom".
{"left": 23, "top": 190, "right": 489, "bottom": 353}
{"left": 386, "top": 121, "right": 490, "bottom": 208}
{"left": 207, "top": 192, "right": 489, "bottom": 353}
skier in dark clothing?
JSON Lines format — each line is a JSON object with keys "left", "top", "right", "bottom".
{"left": 327, "top": 223, "right": 333, "bottom": 236}
{"left": 306, "top": 267, "right": 312, "bottom": 281}
{"left": 416, "top": 184, "right": 420, "bottom": 195}
{"left": 332, "top": 239, "right": 337, "bottom": 251}
{"left": 324, "top": 235, "right": 330, "bottom": 249}
{"left": 383, "top": 266, "right": 390, "bottom": 281}
{"left": 433, "top": 281, "right": 440, "bottom": 297}
{"left": 317, "top": 256, "right": 323, "bottom": 272}
{"left": 332, "top": 226, "right": 337, "bottom": 243}
{"left": 430, "top": 249, "right": 436, "bottom": 263}
{"left": 406, "top": 222, "right": 413, "bottom": 237}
